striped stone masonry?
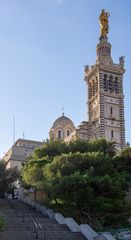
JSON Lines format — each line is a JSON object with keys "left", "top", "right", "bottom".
{"left": 83, "top": 35, "right": 126, "bottom": 149}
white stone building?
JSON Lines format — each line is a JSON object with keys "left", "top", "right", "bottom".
{"left": 2, "top": 139, "right": 43, "bottom": 170}
{"left": 50, "top": 10, "right": 126, "bottom": 150}
{"left": 83, "top": 10, "right": 125, "bottom": 150}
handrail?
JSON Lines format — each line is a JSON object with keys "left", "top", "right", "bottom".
{"left": 40, "top": 223, "right": 56, "bottom": 240}
{"left": 33, "top": 219, "right": 39, "bottom": 239}
{"left": 8, "top": 199, "right": 56, "bottom": 240}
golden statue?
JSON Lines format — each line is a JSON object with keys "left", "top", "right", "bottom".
{"left": 99, "top": 9, "right": 110, "bottom": 37}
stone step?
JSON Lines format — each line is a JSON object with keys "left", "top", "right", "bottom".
{"left": 0, "top": 231, "right": 35, "bottom": 240}
{"left": 38, "top": 223, "right": 70, "bottom": 231}
{"left": 0, "top": 231, "right": 86, "bottom": 240}
{"left": 37, "top": 231, "right": 87, "bottom": 240}
{"left": 0, "top": 199, "right": 86, "bottom": 240}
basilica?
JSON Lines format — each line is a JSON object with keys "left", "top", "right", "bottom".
{"left": 3, "top": 10, "right": 126, "bottom": 171}
{"left": 50, "top": 9, "right": 126, "bottom": 150}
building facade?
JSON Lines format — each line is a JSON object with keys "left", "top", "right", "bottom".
{"left": 2, "top": 139, "right": 43, "bottom": 170}
{"left": 83, "top": 10, "right": 125, "bottom": 149}
{"left": 51, "top": 10, "right": 126, "bottom": 150}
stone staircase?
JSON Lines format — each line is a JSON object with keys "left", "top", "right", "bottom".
{"left": 0, "top": 199, "right": 86, "bottom": 240}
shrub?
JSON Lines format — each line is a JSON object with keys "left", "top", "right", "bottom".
{"left": 0, "top": 216, "right": 5, "bottom": 231}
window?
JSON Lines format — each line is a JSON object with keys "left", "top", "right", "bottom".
{"left": 103, "top": 74, "right": 108, "bottom": 91}
{"left": 67, "top": 130, "right": 70, "bottom": 137}
{"left": 58, "top": 130, "right": 61, "bottom": 139}
{"left": 110, "top": 106, "right": 113, "bottom": 115}
{"left": 96, "top": 77, "right": 98, "bottom": 92}
{"left": 114, "top": 76, "right": 119, "bottom": 94}
{"left": 111, "top": 130, "right": 113, "bottom": 138}
{"left": 92, "top": 80, "right": 95, "bottom": 96}
{"left": 89, "top": 83, "right": 92, "bottom": 98}
{"left": 109, "top": 75, "right": 113, "bottom": 93}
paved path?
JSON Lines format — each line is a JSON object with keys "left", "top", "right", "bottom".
{"left": 0, "top": 199, "right": 86, "bottom": 240}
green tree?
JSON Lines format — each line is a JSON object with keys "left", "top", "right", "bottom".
{"left": 21, "top": 139, "right": 131, "bottom": 228}
{"left": 21, "top": 157, "right": 50, "bottom": 199}
{"left": 113, "top": 147, "right": 131, "bottom": 173}
{"left": 34, "top": 140, "right": 68, "bottom": 159}
{"left": 33, "top": 138, "right": 115, "bottom": 160}
{"left": 0, "top": 161, "right": 19, "bottom": 198}
{"left": 44, "top": 152, "right": 130, "bottom": 228}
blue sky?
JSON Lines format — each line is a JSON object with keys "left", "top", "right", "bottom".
{"left": 0, "top": 0, "right": 131, "bottom": 157}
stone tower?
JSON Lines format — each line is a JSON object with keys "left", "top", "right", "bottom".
{"left": 84, "top": 10, "right": 125, "bottom": 149}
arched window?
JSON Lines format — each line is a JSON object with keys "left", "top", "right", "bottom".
{"left": 111, "top": 130, "right": 114, "bottom": 138}
{"left": 92, "top": 80, "right": 95, "bottom": 96}
{"left": 109, "top": 75, "right": 113, "bottom": 92}
{"left": 89, "top": 83, "right": 92, "bottom": 98}
{"left": 58, "top": 130, "right": 61, "bottom": 139}
{"left": 114, "top": 76, "right": 119, "bottom": 94}
{"left": 67, "top": 130, "right": 70, "bottom": 137}
{"left": 110, "top": 106, "right": 113, "bottom": 115}
{"left": 103, "top": 74, "right": 108, "bottom": 91}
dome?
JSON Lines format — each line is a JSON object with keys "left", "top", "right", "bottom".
{"left": 52, "top": 114, "right": 75, "bottom": 129}
{"left": 50, "top": 113, "right": 75, "bottom": 141}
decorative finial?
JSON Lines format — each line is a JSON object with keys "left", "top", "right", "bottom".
{"left": 119, "top": 56, "right": 125, "bottom": 67}
{"left": 99, "top": 9, "right": 110, "bottom": 37}
{"left": 23, "top": 132, "right": 25, "bottom": 139}
{"left": 62, "top": 107, "right": 64, "bottom": 116}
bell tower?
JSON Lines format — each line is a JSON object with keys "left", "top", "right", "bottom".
{"left": 84, "top": 10, "right": 125, "bottom": 149}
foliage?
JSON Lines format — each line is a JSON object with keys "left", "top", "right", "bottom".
{"left": 68, "top": 138, "right": 116, "bottom": 157}
{"left": 0, "top": 216, "right": 5, "bottom": 231}
{"left": 33, "top": 138, "right": 116, "bottom": 159}
{"left": 21, "top": 139, "right": 131, "bottom": 229}
{"left": 44, "top": 152, "right": 130, "bottom": 228}
{"left": 34, "top": 140, "right": 68, "bottom": 159}
{"left": 0, "top": 161, "right": 19, "bottom": 198}
{"left": 113, "top": 147, "right": 131, "bottom": 174}
{"left": 21, "top": 158, "right": 49, "bottom": 189}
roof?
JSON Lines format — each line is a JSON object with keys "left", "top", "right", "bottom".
{"left": 15, "top": 139, "right": 43, "bottom": 145}
{"left": 52, "top": 114, "right": 75, "bottom": 129}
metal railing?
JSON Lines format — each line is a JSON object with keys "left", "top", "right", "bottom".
{"left": 33, "top": 219, "right": 56, "bottom": 240}
{"left": 8, "top": 199, "right": 56, "bottom": 240}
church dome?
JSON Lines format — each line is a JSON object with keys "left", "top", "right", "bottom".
{"left": 50, "top": 113, "right": 75, "bottom": 141}
{"left": 52, "top": 114, "right": 74, "bottom": 129}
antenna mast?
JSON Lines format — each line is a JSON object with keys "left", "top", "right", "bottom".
{"left": 13, "top": 116, "right": 15, "bottom": 144}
